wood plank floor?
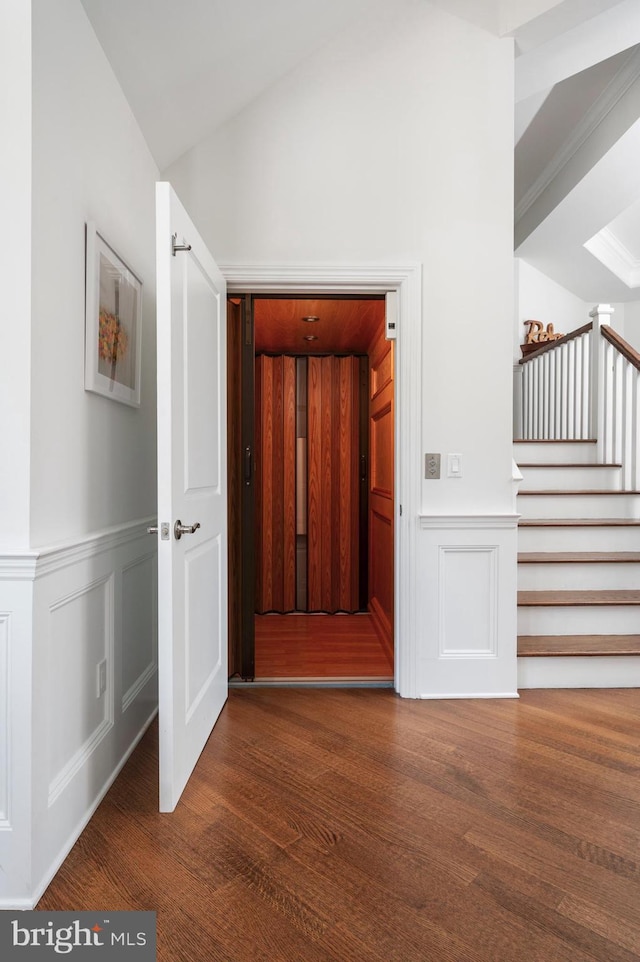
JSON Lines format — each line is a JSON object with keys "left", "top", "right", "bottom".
{"left": 254, "top": 613, "right": 393, "bottom": 679}
{"left": 39, "top": 688, "right": 640, "bottom": 962}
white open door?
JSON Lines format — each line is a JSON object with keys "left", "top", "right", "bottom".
{"left": 155, "top": 182, "right": 228, "bottom": 812}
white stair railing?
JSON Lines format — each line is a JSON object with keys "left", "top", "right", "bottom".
{"left": 519, "top": 304, "right": 640, "bottom": 491}
{"left": 600, "top": 324, "right": 640, "bottom": 490}
{"left": 520, "top": 321, "right": 592, "bottom": 440}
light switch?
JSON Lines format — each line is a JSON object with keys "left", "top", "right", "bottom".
{"left": 448, "top": 453, "right": 462, "bottom": 478}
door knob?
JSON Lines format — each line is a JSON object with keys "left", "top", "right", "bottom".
{"left": 174, "top": 520, "right": 201, "bottom": 540}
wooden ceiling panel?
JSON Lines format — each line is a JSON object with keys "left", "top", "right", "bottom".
{"left": 254, "top": 298, "right": 385, "bottom": 355}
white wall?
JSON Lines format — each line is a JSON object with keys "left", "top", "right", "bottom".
{"left": 0, "top": 1, "right": 32, "bottom": 549}
{"left": 621, "top": 299, "right": 640, "bottom": 350}
{"left": 0, "top": 0, "right": 159, "bottom": 907}
{"left": 515, "top": 258, "right": 632, "bottom": 348}
{"left": 515, "top": 258, "right": 590, "bottom": 358}
{"left": 167, "top": 0, "right": 515, "bottom": 517}
{"left": 168, "top": 0, "right": 518, "bottom": 698}
{"left": 31, "top": 0, "right": 160, "bottom": 546}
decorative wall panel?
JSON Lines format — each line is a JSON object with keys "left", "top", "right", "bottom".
{"left": 438, "top": 546, "right": 498, "bottom": 658}
{"left": 0, "top": 615, "right": 9, "bottom": 827}
{"left": 121, "top": 553, "right": 157, "bottom": 712}
{"left": 47, "top": 575, "right": 114, "bottom": 805}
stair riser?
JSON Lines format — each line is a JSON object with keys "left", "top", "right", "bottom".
{"left": 518, "top": 606, "right": 640, "bottom": 635}
{"left": 518, "top": 656, "right": 640, "bottom": 689}
{"left": 518, "top": 493, "right": 640, "bottom": 519}
{"left": 517, "top": 465, "right": 621, "bottom": 490}
{"left": 518, "top": 526, "right": 640, "bottom": 551}
{"left": 517, "top": 563, "right": 640, "bottom": 591}
{"left": 513, "top": 442, "right": 598, "bottom": 464}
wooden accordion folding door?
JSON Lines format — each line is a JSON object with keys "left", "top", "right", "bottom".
{"left": 255, "top": 353, "right": 366, "bottom": 614}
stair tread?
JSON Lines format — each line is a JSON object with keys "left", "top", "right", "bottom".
{"left": 518, "top": 634, "right": 640, "bottom": 656}
{"left": 518, "top": 551, "right": 640, "bottom": 563}
{"left": 518, "top": 589, "right": 640, "bottom": 606}
{"left": 518, "top": 489, "right": 640, "bottom": 495}
{"left": 519, "top": 518, "right": 640, "bottom": 527}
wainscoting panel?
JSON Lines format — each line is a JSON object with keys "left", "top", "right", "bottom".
{"left": 0, "top": 614, "right": 9, "bottom": 827}
{"left": 438, "top": 547, "right": 498, "bottom": 658}
{"left": 417, "top": 515, "right": 519, "bottom": 697}
{"left": 21, "top": 519, "right": 158, "bottom": 909}
{"left": 0, "top": 574, "right": 36, "bottom": 906}
{"left": 122, "top": 553, "right": 157, "bottom": 712}
{"left": 47, "top": 576, "right": 115, "bottom": 805}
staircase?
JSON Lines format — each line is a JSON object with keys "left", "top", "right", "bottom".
{"left": 514, "top": 439, "right": 640, "bottom": 688}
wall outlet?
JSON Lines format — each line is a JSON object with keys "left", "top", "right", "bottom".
{"left": 425, "top": 453, "right": 441, "bottom": 479}
{"left": 96, "top": 659, "right": 107, "bottom": 698}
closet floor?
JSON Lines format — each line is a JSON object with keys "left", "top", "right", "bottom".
{"left": 254, "top": 612, "right": 393, "bottom": 681}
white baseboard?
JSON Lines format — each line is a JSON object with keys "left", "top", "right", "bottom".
{"left": 418, "top": 691, "right": 520, "bottom": 699}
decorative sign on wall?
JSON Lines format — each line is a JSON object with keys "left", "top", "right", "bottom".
{"left": 521, "top": 319, "right": 565, "bottom": 357}
{"left": 85, "top": 223, "right": 143, "bottom": 406}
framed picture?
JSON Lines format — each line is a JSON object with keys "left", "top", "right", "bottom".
{"left": 85, "top": 223, "right": 143, "bottom": 406}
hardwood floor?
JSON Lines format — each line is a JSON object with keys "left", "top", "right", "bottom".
{"left": 39, "top": 688, "right": 640, "bottom": 962}
{"left": 253, "top": 612, "right": 393, "bottom": 680}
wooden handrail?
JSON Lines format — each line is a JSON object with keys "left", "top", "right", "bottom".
{"left": 519, "top": 322, "right": 592, "bottom": 365}
{"left": 601, "top": 324, "right": 640, "bottom": 372}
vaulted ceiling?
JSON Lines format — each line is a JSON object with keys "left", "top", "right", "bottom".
{"left": 80, "top": 0, "right": 640, "bottom": 302}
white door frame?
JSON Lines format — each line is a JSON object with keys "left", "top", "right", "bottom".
{"left": 222, "top": 264, "right": 422, "bottom": 698}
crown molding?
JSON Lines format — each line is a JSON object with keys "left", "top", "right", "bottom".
{"left": 584, "top": 226, "right": 640, "bottom": 288}
{"left": 515, "top": 47, "right": 640, "bottom": 225}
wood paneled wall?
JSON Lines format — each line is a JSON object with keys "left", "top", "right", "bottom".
{"left": 255, "top": 355, "right": 297, "bottom": 612}
{"left": 368, "top": 333, "right": 394, "bottom": 658}
{"left": 307, "top": 356, "right": 361, "bottom": 613}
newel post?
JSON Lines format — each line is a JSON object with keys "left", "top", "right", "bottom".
{"left": 589, "top": 303, "right": 614, "bottom": 461}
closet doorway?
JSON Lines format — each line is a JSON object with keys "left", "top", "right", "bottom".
{"left": 228, "top": 295, "right": 394, "bottom": 683}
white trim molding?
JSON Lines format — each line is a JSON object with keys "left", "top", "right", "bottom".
{"left": 222, "top": 262, "right": 423, "bottom": 698}
{"left": 419, "top": 513, "right": 520, "bottom": 529}
{"left": 515, "top": 46, "right": 640, "bottom": 225}
{"left": 584, "top": 226, "right": 640, "bottom": 289}
{"left": 0, "top": 518, "right": 156, "bottom": 582}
